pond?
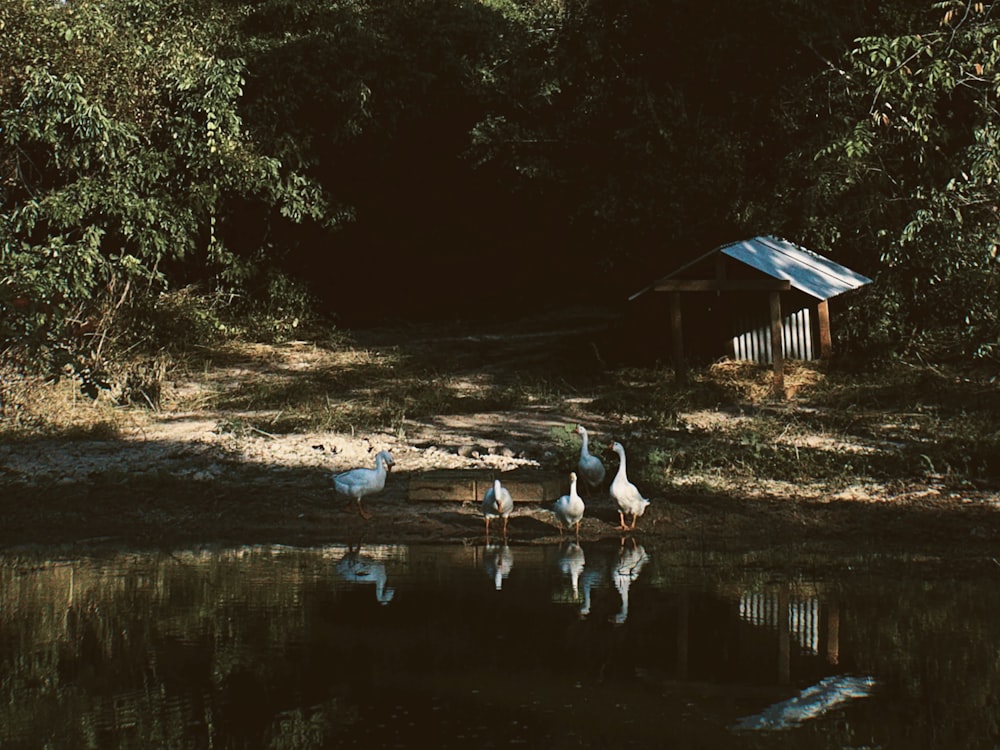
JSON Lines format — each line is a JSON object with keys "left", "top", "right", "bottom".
{"left": 1, "top": 539, "right": 998, "bottom": 749}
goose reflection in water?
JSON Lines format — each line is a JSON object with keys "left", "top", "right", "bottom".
{"left": 577, "top": 551, "right": 609, "bottom": 620}
{"left": 483, "top": 544, "right": 513, "bottom": 591}
{"left": 336, "top": 547, "right": 395, "bottom": 605}
{"left": 556, "top": 541, "right": 586, "bottom": 600}
{"left": 611, "top": 539, "right": 649, "bottom": 624}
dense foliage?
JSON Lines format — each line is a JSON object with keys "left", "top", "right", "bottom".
{"left": 0, "top": 0, "right": 330, "bottom": 376}
{"left": 1, "top": 0, "right": 998, "bottom": 375}
{"left": 768, "top": 0, "right": 1000, "bottom": 361}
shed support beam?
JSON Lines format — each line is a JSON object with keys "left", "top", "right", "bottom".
{"left": 669, "top": 292, "right": 686, "bottom": 385}
{"left": 769, "top": 291, "right": 785, "bottom": 397}
{"left": 654, "top": 279, "right": 791, "bottom": 293}
{"left": 817, "top": 299, "right": 832, "bottom": 360}
{"left": 777, "top": 584, "right": 791, "bottom": 685}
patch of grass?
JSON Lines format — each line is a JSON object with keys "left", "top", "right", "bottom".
{"left": 0, "top": 369, "right": 126, "bottom": 441}
{"left": 192, "top": 359, "right": 541, "bottom": 437}
{"left": 548, "top": 423, "right": 583, "bottom": 469}
{"left": 618, "top": 420, "right": 856, "bottom": 493}
{"left": 6, "top": 304, "right": 998, "bottom": 498}
{"left": 588, "top": 357, "right": 1000, "bottom": 494}
{"left": 588, "top": 360, "right": 826, "bottom": 425}
{"left": 262, "top": 378, "right": 533, "bottom": 436}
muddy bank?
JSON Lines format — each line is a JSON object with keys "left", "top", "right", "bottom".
{"left": 1, "top": 453, "right": 997, "bottom": 556}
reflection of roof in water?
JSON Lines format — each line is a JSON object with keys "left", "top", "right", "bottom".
{"left": 734, "top": 674, "right": 876, "bottom": 731}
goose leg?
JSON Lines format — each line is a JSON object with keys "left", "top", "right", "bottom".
{"left": 630, "top": 514, "right": 639, "bottom": 530}
{"left": 485, "top": 517, "right": 491, "bottom": 543}
{"left": 616, "top": 510, "right": 628, "bottom": 531}
{"left": 502, "top": 515, "right": 509, "bottom": 539}
{"left": 356, "top": 499, "right": 371, "bottom": 521}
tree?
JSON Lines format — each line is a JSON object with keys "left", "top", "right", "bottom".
{"left": 465, "top": 0, "right": 903, "bottom": 297}
{"left": 0, "top": 0, "right": 330, "bottom": 374}
{"left": 774, "top": 1, "right": 1000, "bottom": 361}
{"left": 233, "top": 0, "right": 543, "bottom": 319}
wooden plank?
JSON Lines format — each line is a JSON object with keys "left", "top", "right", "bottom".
{"left": 408, "top": 471, "right": 564, "bottom": 503}
{"left": 499, "top": 478, "right": 563, "bottom": 503}
{"left": 654, "top": 279, "right": 792, "bottom": 292}
{"left": 409, "top": 473, "right": 477, "bottom": 502}
{"left": 769, "top": 291, "right": 785, "bottom": 396}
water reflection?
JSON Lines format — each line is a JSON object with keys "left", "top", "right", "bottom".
{"left": 482, "top": 544, "right": 513, "bottom": 590}
{"left": 556, "top": 539, "right": 650, "bottom": 624}
{"left": 576, "top": 547, "right": 608, "bottom": 619}
{"left": 611, "top": 539, "right": 649, "bottom": 624}
{"left": 1, "top": 542, "right": 998, "bottom": 748}
{"left": 735, "top": 674, "right": 876, "bottom": 731}
{"left": 336, "top": 545, "right": 396, "bottom": 604}
{"left": 556, "top": 541, "right": 585, "bottom": 600}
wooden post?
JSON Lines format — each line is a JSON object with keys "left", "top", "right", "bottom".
{"left": 769, "top": 291, "right": 785, "bottom": 397}
{"left": 817, "top": 299, "right": 832, "bottom": 360}
{"left": 777, "top": 584, "right": 791, "bottom": 686}
{"left": 669, "top": 292, "right": 686, "bottom": 385}
{"left": 825, "top": 599, "right": 840, "bottom": 666}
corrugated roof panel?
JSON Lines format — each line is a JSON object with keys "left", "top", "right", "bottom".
{"left": 627, "top": 235, "right": 872, "bottom": 302}
{"left": 720, "top": 236, "right": 871, "bottom": 301}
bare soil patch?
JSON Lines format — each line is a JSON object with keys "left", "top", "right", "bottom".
{"left": 1, "top": 308, "right": 998, "bottom": 555}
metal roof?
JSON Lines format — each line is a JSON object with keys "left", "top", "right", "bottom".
{"left": 629, "top": 235, "right": 872, "bottom": 302}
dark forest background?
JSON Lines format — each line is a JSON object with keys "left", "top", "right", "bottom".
{"left": 2, "top": 0, "right": 999, "bottom": 374}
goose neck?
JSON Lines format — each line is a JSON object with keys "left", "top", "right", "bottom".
{"left": 616, "top": 448, "right": 627, "bottom": 475}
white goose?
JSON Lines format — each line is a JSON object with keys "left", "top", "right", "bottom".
{"left": 574, "top": 425, "right": 606, "bottom": 496}
{"left": 551, "top": 471, "right": 585, "bottom": 537}
{"left": 332, "top": 450, "right": 394, "bottom": 520}
{"left": 609, "top": 441, "right": 650, "bottom": 530}
{"left": 481, "top": 478, "right": 514, "bottom": 540}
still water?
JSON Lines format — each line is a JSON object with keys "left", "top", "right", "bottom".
{"left": 1, "top": 540, "right": 998, "bottom": 749}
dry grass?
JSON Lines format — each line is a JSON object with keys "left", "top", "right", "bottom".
{"left": 2, "top": 317, "right": 997, "bottom": 498}
{"left": 0, "top": 369, "right": 126, "bottom": 440}
{"left": 704, "top": 358, "right": 827, "bottom": 402}
{"left": 579, "top": 356, "right": 1000, "bottom": 493}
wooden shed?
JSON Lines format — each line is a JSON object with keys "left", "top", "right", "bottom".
{"left": 628, "top": 236, "right": 872, "bottom": 392}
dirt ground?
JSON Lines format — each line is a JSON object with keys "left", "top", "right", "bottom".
{"left": 1, "top": 310, "right": 998, "bottom": 555}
